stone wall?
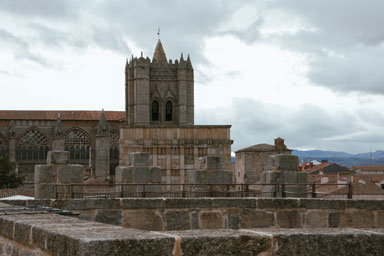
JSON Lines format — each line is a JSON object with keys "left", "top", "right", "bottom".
{"left": 2, "top": 201, "right": 384, "bottom": 256}
{"left": 119, "top": 126, "right": 232, "bottom": 185}
{"left": 11, "top": 198, "right": 384, "bottom": 231}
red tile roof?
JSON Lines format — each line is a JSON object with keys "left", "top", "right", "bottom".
{"left": 0, "top": 110, "right": 125, "bottom": 121}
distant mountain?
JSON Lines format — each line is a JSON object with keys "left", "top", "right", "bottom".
{"left": 292, "top": 150, "right": 384, "bottom": 167}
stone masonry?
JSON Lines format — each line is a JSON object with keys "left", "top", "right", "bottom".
{"left": 115, "top": 152, "right": 162, "bottom": 194}
{"left": 34, "top": 150, "right": 85, "bottom": 199}
{"left": 260, "top": 154, "right": 307, "bottom": 197}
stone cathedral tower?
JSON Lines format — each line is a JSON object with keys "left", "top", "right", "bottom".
{"left": 125, "top": 39, "right": 194, "bottom": 126}
{"left": 119, "top": 39, "right": 232, "bottom": 185}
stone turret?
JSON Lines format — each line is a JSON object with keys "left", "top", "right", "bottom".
{"left": 125, "top": 39, "right": 194, "bottom": 125}
{"left": 53, "top": 114, "right": 65, "bottom": 151}
{"left": 95, "top": 110, "right": 110, "bottom": 178}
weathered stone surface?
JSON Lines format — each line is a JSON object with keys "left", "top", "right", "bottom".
{"left": 191, "top": 212, "right": 199, "bottom": 229}
{"left": 239, "top": 209, "right": 274, "bottom": 228}
{"left": 115, "top": 166, "right": 134, "bottom": 183}
{"left": 34, "top": 183, "right": 55, "bottom": 199}
{"left": 268, "top": 154, "right": 299, "bottom": 171}
{"left": 172, "top": 230, "right": 272, "bottom": 256}
{"left": 120, "top": 198, "right": 164, "bottom": 209}
{"left": 205, "top": 156, "right": 221, "bottom": 170}
{"left": 257, "top": 198, "right": 299, "bottom": 209}
{"left": 300, "top": 199, "right": 346, "bottom": 209}
{"left": 199, "top": 212, "right": 223, "bottom": 229}
{"left": 304, "top": 210, "right": 328, "bottom": 228}
{"left": 212, "top": 198, "right": 256, "bottom": 209}
{"left": 276, "top": 210, "right": 303, "bottom": 228}
{"left": 328, "top": 212, "right": 340, "bottom": 228}
{"left": 345, "top": 199, "right": 384, "bottom": 210}
{"left": 150, "top": 167, "right": 162, "bottom": 183}
{"left": 206, "top": 170, "right": 232, "bottom": 184}
{"left": 122, "top": 209, "right": 163, "bottom": 231}
{"left": 34, "top": 164, "right": 56, "bottom": 183}
{"left": 186, "top": 170, "right": 206, "bottom": 184}
{"left": 130, "top": 152, "right": 149, "bottom": 166}
{"left": 46, "top": 150, "right": 70, "bottom": 164}
{"left": 135, "top": 167, "right": 151, "bottom": 183}
{"left": 228, "top": 214, "right": 240, "bottom": 229}
{"left": 297, "top": 171, "right": 308, "bottom": 184}
{"left": 165, "top": 198, "right": 212, "bottom": 209}
{"left": 339, "top": 210, "right": 375, "bottom": 228}
{"left": 95, "top": 209, "right": 122, "bottom": 226}
{"left": 165, "top": 210, "right": 190, "bottom": 230}
{"left": 58, "top": 164, "right": 84, "bottom": 183}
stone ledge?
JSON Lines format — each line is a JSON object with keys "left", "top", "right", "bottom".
{"left": 1, "top": 201, "right": 384, "bottom": 256}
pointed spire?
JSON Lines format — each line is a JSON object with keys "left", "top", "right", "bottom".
{"left": 54, "top": 114, "right": 63, "bottom": 139}
{"left": 186, "top": 54, "right": 192, "bottom": 68}
{"left": 180, "top": 52, "right": 184, "bottom": 61}
{"left": 153, "top": 39, "right": 167, "bottom": 61}
{"left": 97, "top": 109, "right": 110, "bottom": 136}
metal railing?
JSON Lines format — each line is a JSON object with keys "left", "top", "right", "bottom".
{"left": 52, "top": 182, "right": 357, "bottom": 200}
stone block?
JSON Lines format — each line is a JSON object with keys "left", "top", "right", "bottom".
{"left": 14, "top": 222, "right": 32, "bottom": 245}
{"left": 328, "top": 212, "right": 340, "bottom": 228}
{"left": 165, "top": 198, "right": 212, "bottom": 209}
{"left": 345, "top": 199, "right": 384, "bottom": 210}
{"left": 212, "top": 198, "right": 256, "bottom": 208}
{"left": 376, "top": 211, "right": 384, "bottom": 228}
{"left": 206, "top": 156, "right": 221, "bottom": 170}
{"left": 47, "top": 150, "right": 70, "bottom": 164}
{"left": 268, "top": 154, "right": 299, "bottom": 171}
{"left": 300, "top": 199, "right": 346, "bottom": 209}
{"left": 120, "top": 198, "right": 164, "bottom": 209}
{"left": 297, "top": 171, "right": 308, "bottom": 184}
{"left": 191, "top": 212, "right": 199, "bottom": 229}
{"left": 95, "top": 209, "right": 122, "bottom": 226}
{"left": 199, "top": 212, "right": 223, "bottom": 229}
{"left": 150, "top": 167, "right": 162, "bottom": 183}
{"left": 257, "top": 198, "right": 299, "bottom": 209}
{"left": 206, "top": 170, "right": 232, "bottom": 184}
{"left": 228, "top": 214, "right": 240, "bottom": 229}
{"left": 34, "top": 183, "right": 55, "bottom": 199}
{"left": 165, "top": 210, "right": 190, "bottom": 230}
{"left": 263, "top": 171, "right": 279, "bottom": 183}
{"left": 115, "top": 166, "right": 134, "bottom": 183}
{"left": 123, "top": 210, "right": 163, "bottom": 231}
{"left": 186, "top": 170, "right": 206, "bottom": 184}
{"left": 239, "top": 210, "right": 274, "bottom": 228}
{"left": 130, "top": 152, "right": 149, "bottom": 166}
{"left": 276, "top": 210, "right": 303, "bottom": 228}
{"left": 144, "top": 184, "right": 163, "bottom": 193}
{"left": 339, "top": 210, "right": 375, "bottom": 228}
{"left": 304, "top": 210, "right": 328, "bottom": 228}
{"left": 58, "top": 164, "right": 84, "bottom": 183}
{"left": 34, "top": 164, "right": 57, "bottom": 183}
{"left": 135, "top": 167, "right": 151, "bottom": 183}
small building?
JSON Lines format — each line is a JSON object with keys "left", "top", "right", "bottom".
{"left": 235, "top": 137, "right": 292, "bottom": 184}
{"left": 305, "top": 161, "right": 352, "bottom": 175}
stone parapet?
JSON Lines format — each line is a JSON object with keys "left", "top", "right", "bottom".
{"left": 7, "top": 198, "right": 384, "bottom": 231}
{"left": 35, "top": 151, "right": 85, "bottom": 199}
{"left": 1, "top": 200, "right": 384, "bottom": 256}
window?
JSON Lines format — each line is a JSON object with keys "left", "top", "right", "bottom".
{"left": 17, "top": 129, "right": 49, "bottom": 161}
{"left": 65, "top": 129, "right": 90, "bottom": 163}
{"left": 165, "top": 101, "right": 172, "bottom": 121}
{"left": 152, "top": 101, "right": 159, "bottom": 121}
{"left": 109, "top": 130, "right": 120, "bottom": 176}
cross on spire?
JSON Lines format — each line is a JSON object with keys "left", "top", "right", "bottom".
{"left": 157, "top": 27, "right": 160, "bottom": 39}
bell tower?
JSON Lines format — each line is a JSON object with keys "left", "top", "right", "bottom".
{"left": 125, "top": 39, "right": 194, "bottom": 126}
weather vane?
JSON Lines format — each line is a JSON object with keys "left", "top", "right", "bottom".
{"left": 157, "top": 27, "right": 160, "bottom": 39}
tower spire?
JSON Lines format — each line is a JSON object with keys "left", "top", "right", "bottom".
{"left": 153, "top": 38, "right": 167, "bottom": 61}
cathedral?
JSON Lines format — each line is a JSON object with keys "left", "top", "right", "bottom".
{"left": 0, "top": 39, "right": 233, "bottom": 184}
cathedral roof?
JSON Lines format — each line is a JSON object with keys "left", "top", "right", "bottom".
{"left": 235, "top": 144, "right": 277, "bottom": 153}
{"left": 0, "top": 110, "right": 125, "bottom": 121}
{"left": 153, "top": 39, "right": 167, "bottom": 61}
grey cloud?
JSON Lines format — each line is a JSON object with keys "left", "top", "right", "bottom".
{"left": 196, "top": 98, "right": 378, "bottom": 153}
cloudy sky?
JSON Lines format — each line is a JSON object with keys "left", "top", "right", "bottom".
{"left": 1, "top": 0, "right": 384, "bottom": 154}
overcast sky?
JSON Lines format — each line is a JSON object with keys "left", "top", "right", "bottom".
{"left": 1, "top": 0, "right": 384, "bottom": 154}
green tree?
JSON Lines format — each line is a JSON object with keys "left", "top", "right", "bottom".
{"left": 0, "top": 156, "right": 23, "bottom": 189}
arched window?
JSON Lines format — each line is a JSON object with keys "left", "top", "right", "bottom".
{"left": 109, "top": 130, "right": 120, "bottom": 176}
{"left": 65, "top": 128, "right": 90, "bottom": 163}
{"left": 17, "top": 129, "right": 49, "bottom": 161}
{"left": 165, "top": 101, "right": 173, "bottom": 121}
{"left": 152, "top": 101, "right": 159, "bottom": 121}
